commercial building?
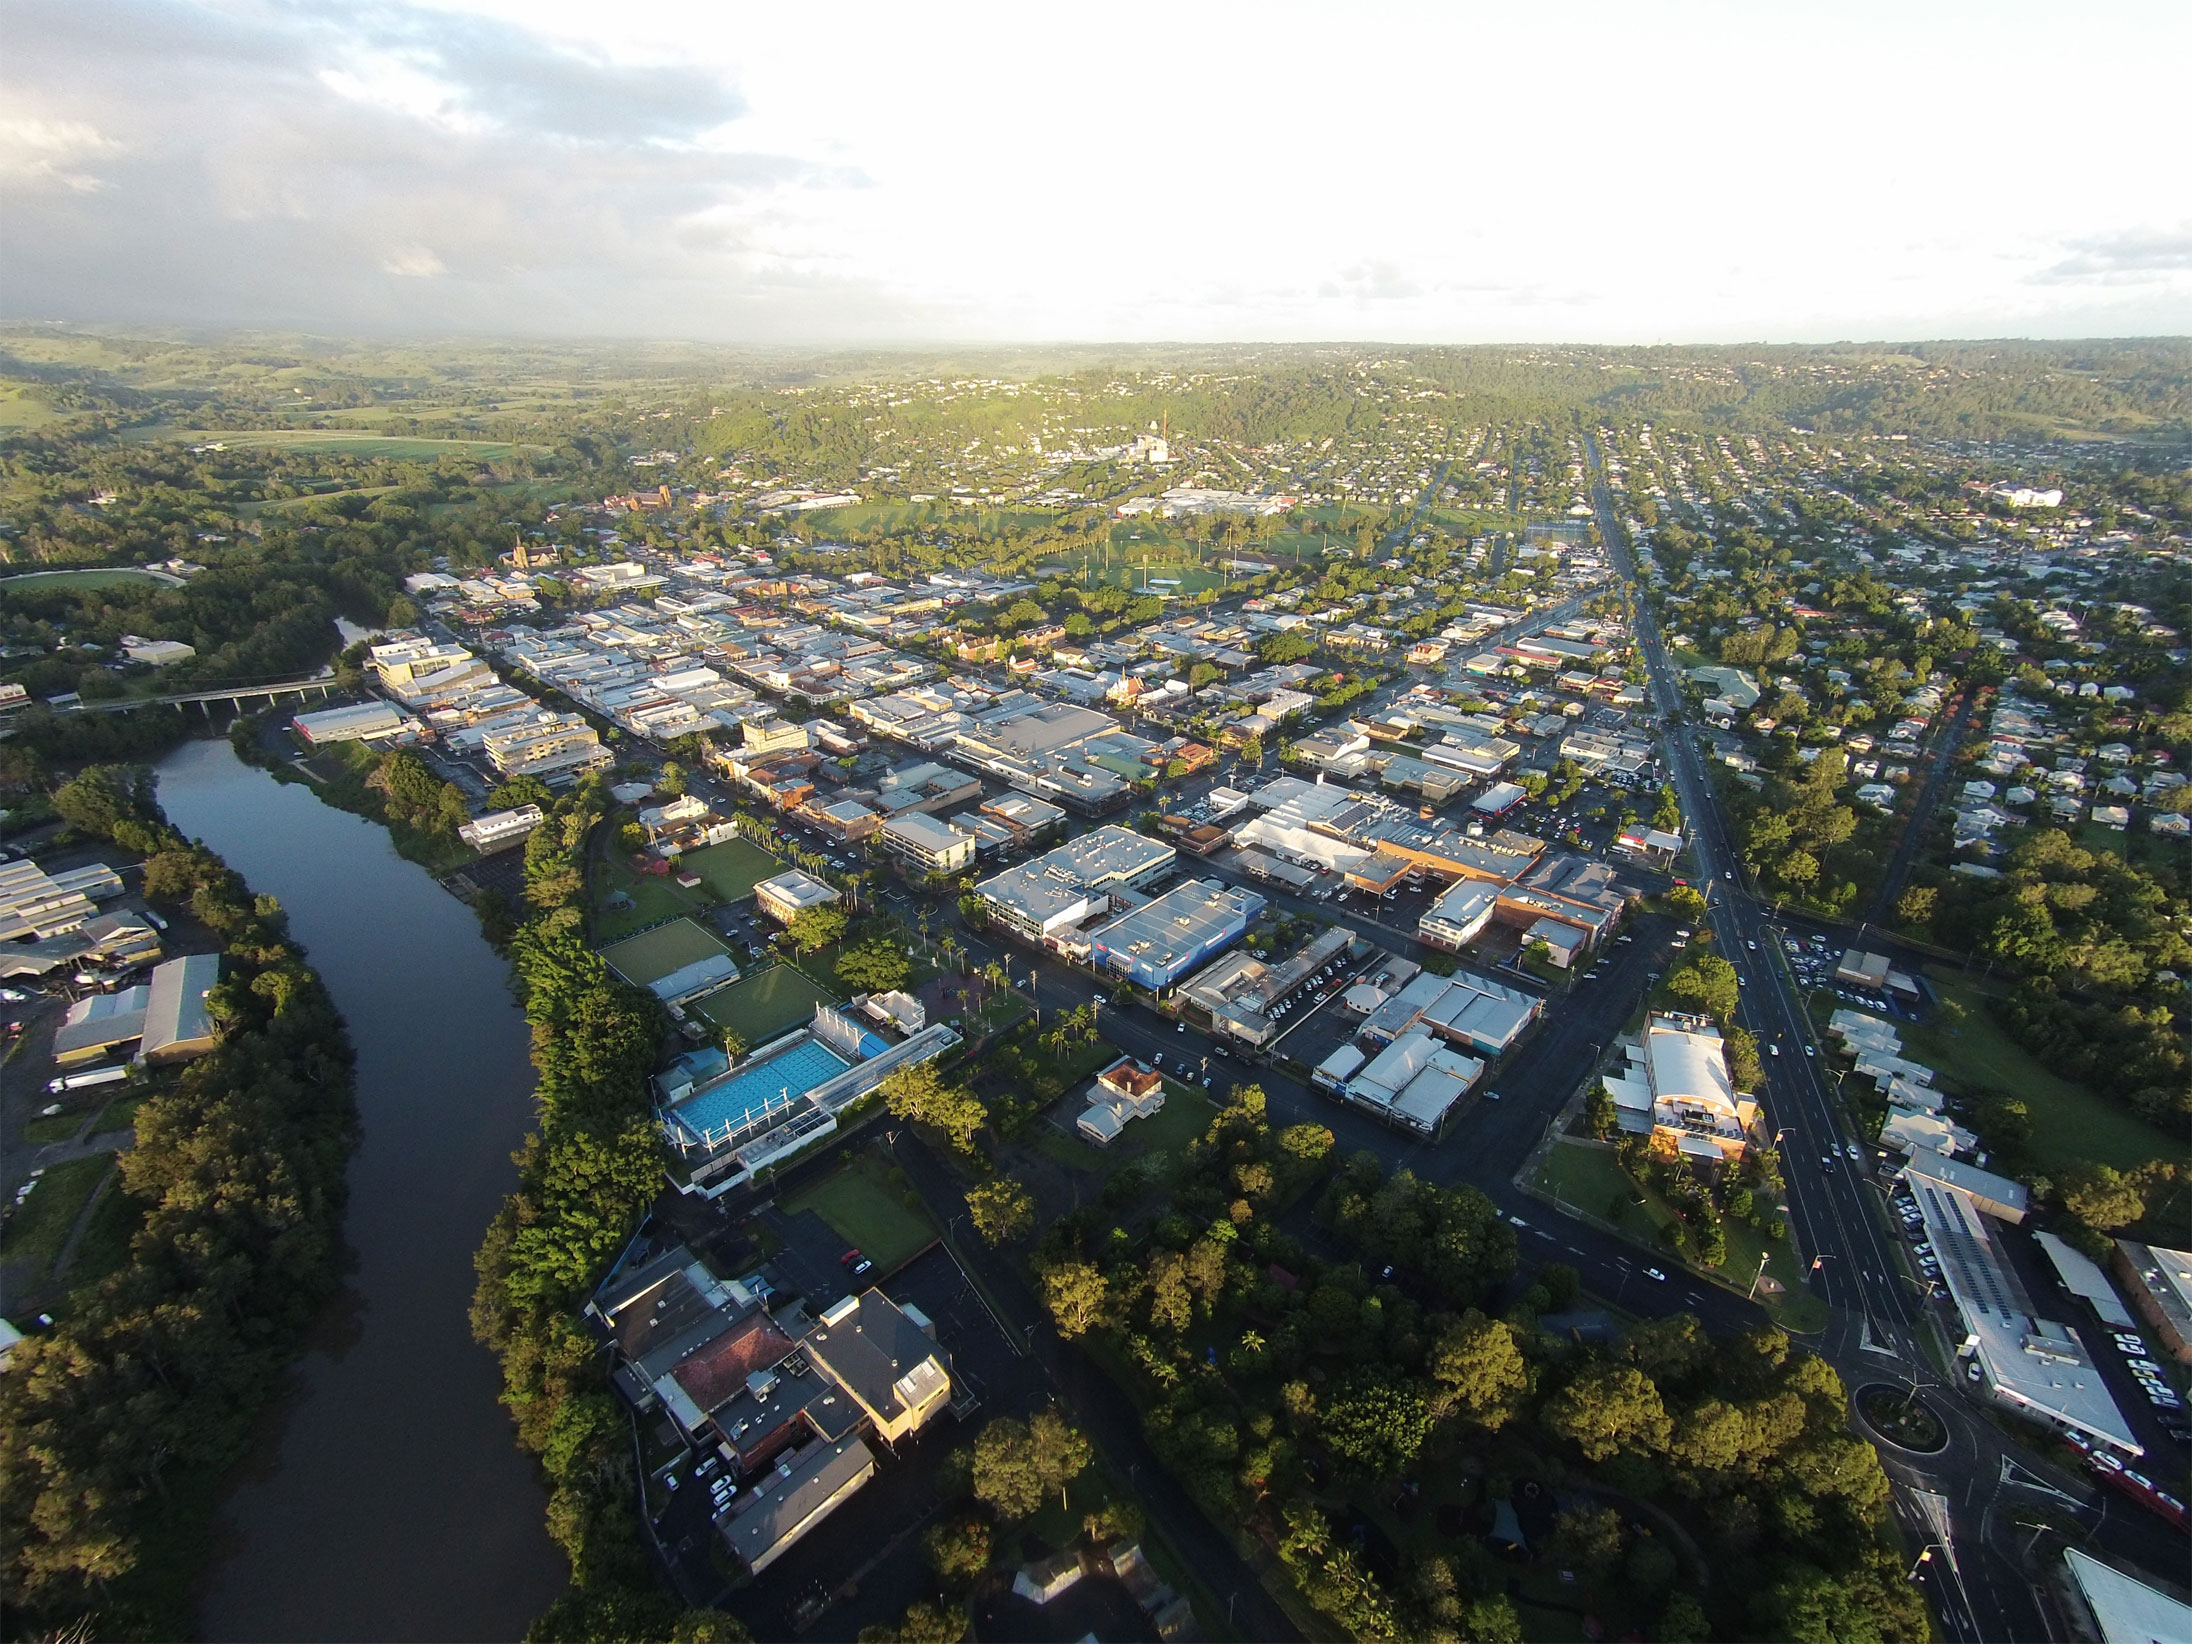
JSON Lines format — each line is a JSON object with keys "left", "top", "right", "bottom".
{"left": 742, "top": 717, "right": 810, "bottom": 757}
{"left": 53, "top": 952, "right": 219, "bottom": 1065}
{"left": 1178, "top": 926, "right": 1354, "bottom": 1045}
{"left": 1904, "top": 1161, "right": 2138, "bottom": 1454}
{"left": 1418, "top": 881, "right": 1498, "bottom": 951}
{"left": 481, "top": 710, "right": 611, "bottom": 781}
{"left": 140, "top": 951, "right": 220, "bottom": 1063}
{"left": 0, "top": 859, "right": 125, "bottom": 942}
{"left": 879, "top": 811, "right": 976, "bottom": 877}
{"left": 2058, "top": 1549, "right": 2192, "bottom": 1644}
{"left": 458, "top": 804, "right": 545, "bottom": 854}
{"left": 753, "top": 868, "right": 841, "bottom": 925}
{"left": 1359, "top": 968, "right": 1541, "bottom": 1059}
{"left": 1603, "top": 1014, "right": 1757, "bottom": 1163}
{"left": 1340, "top": 1028, "right": 1484, "bottom": 1135}
{"left": 2112, "top": 1242, "right": 2192, "bottom": 1366}
{"left": 1084, "top": 878, "right": 1264, "bottom": 989}
{"left": 976, "top": 826, "right": 1176, "bottom": 944}
{"left": 291, "top": 701, "right": 422, "bottom": 747}
{"left": 120, "top": 635, "right": 195, "bottom": 666}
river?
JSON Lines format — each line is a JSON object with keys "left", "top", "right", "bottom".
{"left": 156, "top": 738, "right": 564, "bottom": 1642}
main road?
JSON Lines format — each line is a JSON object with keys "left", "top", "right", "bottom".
{"left": 1571, "top": 434, "right": 2192, "bottom": 1644}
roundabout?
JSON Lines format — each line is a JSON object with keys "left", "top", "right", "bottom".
{"left": 1856, "top": 1383, "right": 1950, "bottom": 1454}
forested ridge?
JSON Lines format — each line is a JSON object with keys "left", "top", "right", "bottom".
{"left": 0, "top": 767, "right": 358, "bottom": 1639}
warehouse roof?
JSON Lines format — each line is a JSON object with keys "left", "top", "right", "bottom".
{"left": 141, "top": 951, "right": 220, "bottom": 1062}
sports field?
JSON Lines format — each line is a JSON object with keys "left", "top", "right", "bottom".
{"left": 692, "top": 963, "right": 839, "bottom": 1045}
{"left": 599, "top": 917, "right": 732, "bottom": 988}
{"left": 678, "top": 838, "right": 782, "bottom": 902}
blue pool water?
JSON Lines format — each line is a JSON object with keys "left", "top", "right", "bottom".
{"left": 667, "top": 1039, "right": 851, "bottom": 1145}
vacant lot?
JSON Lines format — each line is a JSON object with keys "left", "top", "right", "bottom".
{"left": 678, "top": 837, "right": 782, "bottom": 902}
{"left": 598, "top": 916, "right": 731, "bottom": 988}
{"left": 781, "top": 1151, "right": 937, "bottom": 1275}
{"left": 693, "top": 963, "right": 839, "bottom": 1046}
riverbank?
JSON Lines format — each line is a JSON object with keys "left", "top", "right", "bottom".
{"left": 0, "top": 757, "right": 362, "bottom": 1638}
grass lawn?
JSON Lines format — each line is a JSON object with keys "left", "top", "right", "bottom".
{"left": 1028, "top": 1082, "right": 1218, "bottom": 1180}
{"left": 0, "top": 1156, "right": 114, "bottom": 1274}
{"left": 0, "top": 566, "right": 170, "bottom": 593}
{"left": 60, "top": 1178, "right": 142, "bottom": 1292}
{"left": 23, "top": 1110, "right": 90, "bottom": 1145}
{"left": 92, "top": 1093, "right": 147, "bottom": 1134}
{"left": 693, "top": 963, "right": 840, "bottom": 1046}
{"left": 678, "top": 837, "right": 782, "bottom": 902}
{"left": 1532, "top": 1139, "right": 1828, "bottom": 1331}
{"left": 780, "top": 1151, "right": 937, "bottom": 1274}
{"left": 592, "top": 852, "right": 709, "bottom": 941}
{"left": 1908, "top": 969, "right": 2188, "bottom": 1178}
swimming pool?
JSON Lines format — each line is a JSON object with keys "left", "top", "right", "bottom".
{"left": 665, "top": 1037, "right": 851, "bottom": 1148}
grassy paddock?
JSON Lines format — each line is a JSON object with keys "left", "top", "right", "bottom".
{"left": 132, "top": 428, "right": 534, "bottom": 459}
{"left": 693, "top": 963, "right": 839, "bottom": 1045}
{"left": 780, "top": 1150, "right": 937, "bottom": 1274}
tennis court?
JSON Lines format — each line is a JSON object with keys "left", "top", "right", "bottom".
{"left": 692, "top": 963, "right": 840, "bottom": 1044}
{"left": 599, "top": 917, "right": 732, "bottom": 988}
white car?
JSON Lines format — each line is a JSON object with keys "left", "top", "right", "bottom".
{"left": 1643, "top": 1267, "right": 1668, "bottom": 1282}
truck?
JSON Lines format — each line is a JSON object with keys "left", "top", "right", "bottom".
{"left": 45, "top": 1065, "right": 129, "bottom": 1096}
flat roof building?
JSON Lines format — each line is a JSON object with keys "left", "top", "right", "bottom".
{"left": 976, "top": 826, "right": 1175, "bottom": 943}
{"left": 1085, "top": 878, "right": 1264, "bottom": 990}
{"left": 1342, "top": 1027, "right": 1483, "bottom": 1135}
{"left": 879, "top": 811, "right": 976, "bottom": 877}
{"left": 1909, "top": 1172, "right": 2138, "bottom": 1454}
{"left": 754, "top": 868, "right": 841, "bottom": 925}
{"left": 1419, "top": 880, "right": 1498, "bottom": 951}
{"left": 2112, "top": 1242, "right": 2192, "bottom": 1366}
{"left": 721, "top": 1436, "right": 878, "bottom": 1575}
{"left": 2059, "top": 1549, "right": 2192, "bottom": 1644}
{"left": 459, "top": 804, "right": 545, "bottom": 854}
{"left": 292, "top": 701, "right": 419, "bottom": 746}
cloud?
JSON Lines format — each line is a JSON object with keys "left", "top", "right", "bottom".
{"left": 2035, "top": 224, "right": 2192, "bottom": 284}
{"left": 380, "top": 245, "right": 447, "bottom": 278}
{"left": 0, "top": 117, "right": 122, "bottom": 194}
{"left": 0, "top": 0, "right": 2187, "bottom": 342}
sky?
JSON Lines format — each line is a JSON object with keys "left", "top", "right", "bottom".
{"left": 3, "top": 0, "right": 2188, "bottom": 346}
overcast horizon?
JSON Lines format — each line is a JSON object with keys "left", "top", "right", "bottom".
{"left": 4, "top": 0, "right": 2188, "bottom": 348}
